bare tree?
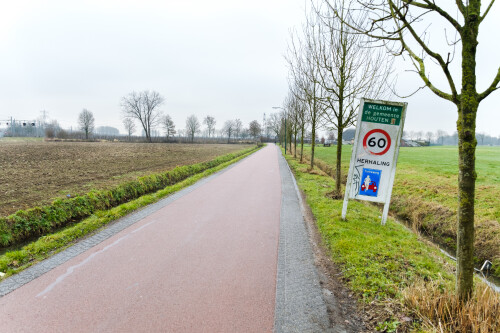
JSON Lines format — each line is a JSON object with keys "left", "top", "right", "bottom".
{"left": 186, "top": 115, "right": 200, "bottom": 142}
{"left": 162, "top": 115, "right": 176, "bottom": 140}
{"left": 290, "top": 83, "right": 310, "bottom": 162}
{"left": 436, "top": 129, "right": 447, "bottom": 145}
{"left": 234, "top": 119, "right": 243, "bottom": 140}
{"left": 78, "top": 108, "right": 95, "bottom": 140}
{"left": 335, "top": 0, "right": 500, "bottom": 300}
{"left": 222, "top": 120, "right": 235, "bottom": 143}
{"left": 203, "top": 116, "right": 216, "bottom": 138}
{"left": 286, "top": 21, "right": 325, "bottom": 169}
{"left": 121, "top": 90, "right": 164, "bottom": 142}
{"left": 268, "top": 113, "right": 282, "bottom": 143}
{"left": 476, "top": 132, "right": 486, "bottom": 145}
{"left": 284, "top": 93, "right": 300, "bottom": 156}
{"left": 249, "top": 120, "right": 261, "bottom": 139}
{"left": 286, "top": 95, "right": 299, "bottom": 157}
{"left": 312, "top": 1, "right": 393, "bottom": 194}
{"left": 425, "top": 131, "right": 434, "bottom": 144}
{"left": 240, "top": 128, "right": 250, "bottom": 139}
{"left": 123, "top": 118, "right": 136, "bottom": 140}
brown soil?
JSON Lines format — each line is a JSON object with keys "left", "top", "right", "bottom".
{"left": 0, "top": 139, "right": 252, "bottom": 216}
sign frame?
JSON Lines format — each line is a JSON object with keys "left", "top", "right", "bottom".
{"left": 341, "top": 98, "right": 407, "bottom": 225}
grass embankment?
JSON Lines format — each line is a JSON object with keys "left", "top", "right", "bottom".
{"left": 0, "top": 145, "right": 261, "bottom": 278}
{"left": 299, "top": 145, "right": 500, "bottom": 277}
{"left": 284, "top": 152, "right": 499, "bottom": 332}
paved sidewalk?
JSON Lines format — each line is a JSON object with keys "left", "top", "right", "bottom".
{"left": 274, "top": 148, "right": 333, "bottom": 332}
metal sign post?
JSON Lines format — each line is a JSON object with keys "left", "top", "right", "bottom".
{"left": 342, "top": 98, "right": 407, "bottom": 225}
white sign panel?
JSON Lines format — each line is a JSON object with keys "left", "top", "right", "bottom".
{"left": 342, "top": 98, "right": 407, "bottom": 224}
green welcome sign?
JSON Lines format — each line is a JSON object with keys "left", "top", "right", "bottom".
{"left": 361, "top": 102, "right": 403, "bottom": 126}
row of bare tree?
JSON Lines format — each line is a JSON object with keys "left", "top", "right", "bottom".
{"left": 278, "top": 0, "right": 499, "bottom": 302}
{"left": 121, "top": 90, "right": 262, "bottom": 142}
{"left": 403, "top": 130, "right": 500, "bottom": 146}
{"left": 270, "top": 0, "right": 392, "bottom": 196}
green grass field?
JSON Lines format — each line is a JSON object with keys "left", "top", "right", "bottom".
{"left": 298, "top": 144, "right": 500, "bottom": 275}
{"left": 284, "top": 149, "right": 500, "bottom": 332}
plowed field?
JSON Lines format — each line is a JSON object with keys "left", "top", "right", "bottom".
{"left": 0, "top": 139, "right": 252, "bottom": 216}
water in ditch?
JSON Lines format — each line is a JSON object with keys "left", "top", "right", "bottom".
{"left": 439, "top": 248, "right": 500, "bottom": 293}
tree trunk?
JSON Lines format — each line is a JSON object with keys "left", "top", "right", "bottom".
{"left": 335, "top": 128, "right": 343, "bottom": 194}
{"left": 456, "top": 10, "right": 479, "bottom": 302}
{"left": 300, "top": 126, "right": 304, "bottom": 163}
{"left": 310, "top": 123, "right": 316, "bottom": 169}
{"left": 294, "top": 133, "right": 297, "bottom": 158}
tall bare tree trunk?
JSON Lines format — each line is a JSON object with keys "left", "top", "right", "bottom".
{"left": 294, "top": 133, "right": 297, "bottom": 158}
{"left": 456, "top": 11, "right": 479, "bottom": 302}
{"left": 336, "top": 128, "right": 343, "bottom": 194}
{"left": 300, "top": 126, "right": 304, "bottom": 162}
{"left": 310, "top": 124, "right": 316, "bottom": 169}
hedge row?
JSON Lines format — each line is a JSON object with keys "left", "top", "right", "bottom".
{"left": 0, "top": 145, "right": 259, "bottom": 247}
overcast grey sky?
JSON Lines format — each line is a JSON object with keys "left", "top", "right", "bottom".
{"left": 0, "top": 0, "right": 499, "bottom": 137}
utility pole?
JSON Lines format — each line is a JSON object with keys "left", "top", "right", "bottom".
{"left": 40, "top": 110, "right": 48, "bottom": 123}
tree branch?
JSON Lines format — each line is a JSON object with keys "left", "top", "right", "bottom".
{"left": 455, "top": 0, "right": 466, "bottom": 15}
{"left": 401, "top": 34, "right": 455, "bottom": 102}
{"left": 478, "top": 66, "right": 500, "bottom": 102}
{"left": 419, "top": 0, "right": 463, "bottom": 31}
{"left": 390, "top": 0, "right": 459, "bottom": 101}
{"left": 481, "top": 0, "right": 496, "bottom": 23}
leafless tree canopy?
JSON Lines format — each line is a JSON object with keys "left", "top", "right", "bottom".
{"left": 222, "top": 120, "right": 235, "bottom": 143}
{"left": 121, "top": 90, "right": 164, "bottom": 142}
{"left": 185, "top": 114, "right": 201, "bottom": 142}
{"left": 286, "top": 14, "right": 327, "bottom": 168}
{"left": 78, "top": 108, "right": 95, "bottom": 140}
{"left": 312, "top": 1, "right": 392, "bottom": 130}
{"left": 122, "top": 118, "right": 136, "bottom": 139}
{"left": 286, "top": 0, "right": 393, "bottom": 187}
{"left": 203, "top": 116, "right": 216, "bottom": 137}
{"left": 268, "top": 113, "right": 282, "bottom": 139}
{"left": 162, "top": 115, "right": 176, "bottom": 139}
{"left": 329, "top": 0, "right": 499, "bottom": 104}
{"left": 234, "top": 119, "right": 243, "bottom": 139}
{"left": 249, "top": 120, "right": 261, "bottom": 139}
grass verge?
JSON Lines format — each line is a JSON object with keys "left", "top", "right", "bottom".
{"left": 283, "top": 151, "right": 500, "bottom": 332}
{"left": 298, "top": 144, "right": 500, "bottom": 277}
{"left": 0, "top": 145, "right": 262, "bottom": 279}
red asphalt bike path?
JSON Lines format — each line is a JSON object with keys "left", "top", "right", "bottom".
{"left": 0, "top": 145, "right": 282, "bottom": 332}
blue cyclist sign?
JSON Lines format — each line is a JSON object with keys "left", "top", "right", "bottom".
{"left": 359, "top": 168, "right": 381, "bottom": 197}
{"left": 342, "top": 98, "right": 407, "bottom": 225}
